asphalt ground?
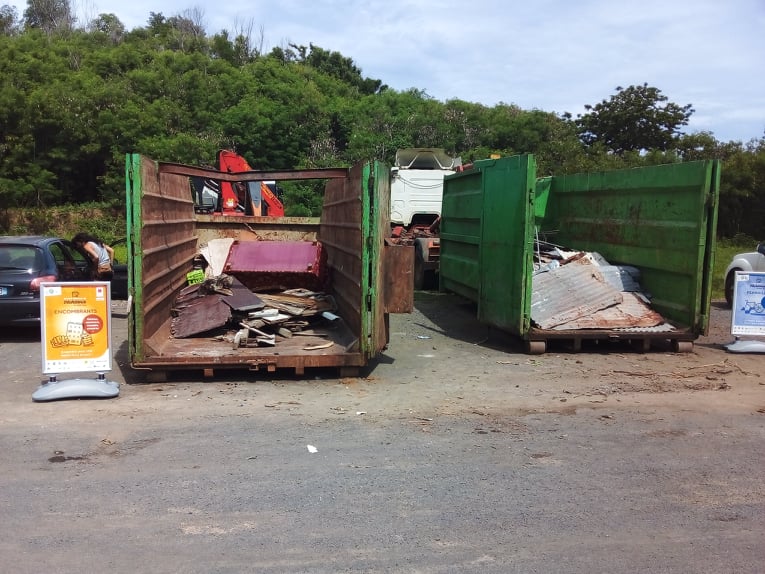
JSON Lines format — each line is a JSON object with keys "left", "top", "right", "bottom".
{"left": 0, "top": 295, "right": 763, "bottom": 573}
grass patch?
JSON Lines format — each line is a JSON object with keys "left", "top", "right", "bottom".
{"left": 112, "top": 242, "right": 128, "bottom": 264}
{"left": 711, "top": 236, "right": 757, "bottom": 300}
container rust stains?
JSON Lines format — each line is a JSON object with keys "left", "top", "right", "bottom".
{"left": 439, "top": 154, "right": 721, "bottom": 354}
{"left": 126, "top": 155, "right": 412, "bottom": 376}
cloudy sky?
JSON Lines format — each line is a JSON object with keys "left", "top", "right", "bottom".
{"left": 9, "top": 0, "right": 765, "bottom": 142}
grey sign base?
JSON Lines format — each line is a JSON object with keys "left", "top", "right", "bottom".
{"left": 33, "top": 378, "right": 120, "bottom": 402}
{"left": 725, "top": 339, "right": 765, "bottom": 354}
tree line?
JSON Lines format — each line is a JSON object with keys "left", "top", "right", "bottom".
{"left": 1, "top": 0, "right": 764, "bottom": 238}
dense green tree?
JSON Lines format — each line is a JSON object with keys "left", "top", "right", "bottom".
{"left": 23, "top": 0, "right": 74, "bottom": 34}
{"left": 675, "top": 131, "right": 720, "bottom": 161}
{"left": 343, "top": 88, "right": 443, "bottom": 162}
{"left": 210, "top": 30, "right": 237, "bottom": 64}
{"left": 0, "top": 18, "right": 761, "bottom": 237}
{"left": 527, "top": 114, "right": 589, "bottom": 175}
{"left": 299, "top": 43, "right": 383, "bottom": 96}
{"left": 576, "top": 83, "right": 694, "bottom": 154}
{"left": 710, "top": 139, "right": 765, "bottom": 238}
{"left": 281, "top": 183, "right": 324, "bottom": 217}
{"left": 87, "top": 13, "right": 125, "bottom": 44}
{"left": 0, "top": 4, "right": 19, "bottom": 35}
{"left": 165, "top": 12, "right": 207, "bottom": 53}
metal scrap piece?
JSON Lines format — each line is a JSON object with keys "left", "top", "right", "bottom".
{"left": 219, "top": 276, "right": 265, "bottom": 312}
{"left": 238, "top": 322, "right": 276, "bottom": 346}
{"left": 552, "top": 292, "right": 666, "bottom": 330}
{"left": 531, "top": 262, "right": 622, "bottom": 329}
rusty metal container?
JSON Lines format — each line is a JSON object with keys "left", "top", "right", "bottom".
{"left": 124, "top": 155, "right": 413, "bottom": 379}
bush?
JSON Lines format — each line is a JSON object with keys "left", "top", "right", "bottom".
{"left": 0, "top": 203, "right": 126, "bottom": 245}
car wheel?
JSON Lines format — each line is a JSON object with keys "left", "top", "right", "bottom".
{"left": 724, "top": 270, "right": 737, "bottom": 307}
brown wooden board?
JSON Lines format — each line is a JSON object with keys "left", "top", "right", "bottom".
{"left": 220, "top": 276, "right": 265, "bottom": 312}
{"left": 171, "top": 294, "right": 231, "bottom": 338}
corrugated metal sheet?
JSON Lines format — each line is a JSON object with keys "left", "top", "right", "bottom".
{"left": 612, "top": 323, "right": 676, "bottom": 333}
{"left": 531, "top": 262, "right": 622, "bottom": 329}
{"left": 552, "top": 292, "right": 666, "bottom": 331}
{"left": 599, "top": 265, "right": 642, "bottom": 292}
{"left": 532, "top": 259, "right": 666, "bottom": 331}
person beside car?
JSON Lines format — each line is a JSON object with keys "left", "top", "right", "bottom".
{"left": 72, "top": 232, "right": 114, "bottom": 280}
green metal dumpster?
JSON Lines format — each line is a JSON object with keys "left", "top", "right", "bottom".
{"left": 439, "top": 155, "right": 720, "bottom": 354}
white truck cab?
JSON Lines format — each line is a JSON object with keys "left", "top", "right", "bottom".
{"left": 390, "top": 148, "right": 460, "bottom": 227}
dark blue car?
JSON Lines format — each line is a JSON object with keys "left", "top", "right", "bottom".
{"left": 0, "top": 236, "right": 128, "bottom": 327}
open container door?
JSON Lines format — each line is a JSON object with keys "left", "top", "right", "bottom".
{"left": 125, "top": 153, "right": 141, "bottom": 364}
{"left": 440, "top": 155, "right": 537, "bottom": 335}
{"left": 320, "top": 159, "right": 400, "bottom": 364}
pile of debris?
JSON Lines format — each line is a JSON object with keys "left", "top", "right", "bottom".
{"left": 164, "top": 237, "right": 348, "bottom": 349}
{"left": 170, "top": 274, "right": 341, "bottom": 348}
{"left": 390, "top": 217, "right": 440, "bottom": 246}
{"left": 530, "top": 241, "right": 672, "bottom": 332}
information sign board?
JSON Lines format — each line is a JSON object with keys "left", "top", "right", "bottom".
{"left": 730, "top": 271, "right": 765, "bottom": 336}
{"left": 40, "top": 282, "right": 112, "bottom": 375}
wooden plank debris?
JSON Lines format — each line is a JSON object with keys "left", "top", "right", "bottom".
{"left": 257, "top": 293, "right": 335, "bottom": 316}
{"left": 168, "top": 264, "right": 343, "bottom": 352}
{"left": 171, "top": 294, "right": 231, "bottom": 338}
{"left": 220, "top": 276, "right": 265, "bottom": 312}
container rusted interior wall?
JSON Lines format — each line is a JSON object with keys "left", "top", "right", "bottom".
{"left": 194, "top": 217, "right": 320, "bottom": 245}
{"left": 126, "top": 154, "right": 409, "bottom": 375}
{"left": 539, "top": 160, "right": 721, "bottom": 334}
{"left": 128, "top": 155, "right": 200, "bottom": 359}
{"left": 318, "top": 165, "right": 364, "bottom": 344}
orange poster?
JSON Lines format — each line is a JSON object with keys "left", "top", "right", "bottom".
{"left": 40, "top": 282, "right": 112, "bottom": 375}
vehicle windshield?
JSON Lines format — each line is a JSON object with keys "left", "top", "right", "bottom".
{"left": 0, "top": 245, "right": 42, "bottom": 271}
{"left": 394, "top": 148, "right": 459, "bottom": 170}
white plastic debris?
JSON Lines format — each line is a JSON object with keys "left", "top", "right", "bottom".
{"left": 261, "top": 313, "right": 292, "bottom": 324}
{"left": 306, "top": 445, "right": 318, "bottom": 453}
{"left": 248, "top": 308, "right": 279, "bottom": 318}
